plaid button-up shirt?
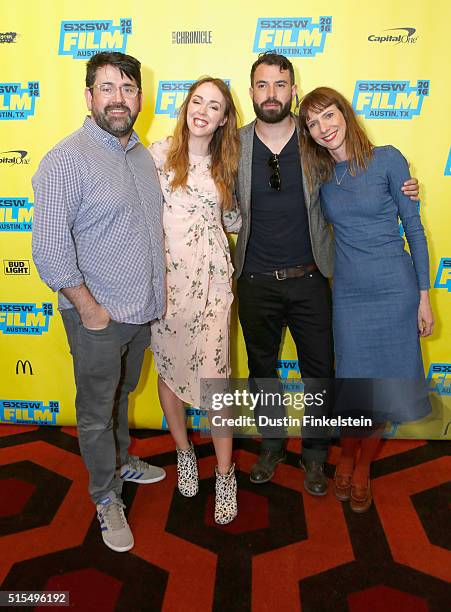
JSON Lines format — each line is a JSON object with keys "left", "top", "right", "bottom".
{"left": 32, "top": 117, "right": 165, "bottom": 324}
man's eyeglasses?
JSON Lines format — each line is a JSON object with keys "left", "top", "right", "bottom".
{"left": 268, "top": 153, "right": 281, "bottom": 191}
{"left": 90, "top": 84, "right": 140, "bottom": 99}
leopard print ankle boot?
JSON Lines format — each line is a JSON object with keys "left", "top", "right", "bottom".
{"left": 214, "top": 463, "right": 237, "bottom": 525}
{"left": 176, "top": 442, "right": 199, "bottom": 497}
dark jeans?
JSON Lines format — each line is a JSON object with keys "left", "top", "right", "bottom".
{"left": 61, "top": 308, "right": 151, "bottom": 503}
{"left": 237, "top": 269, "right": 334, "bottom": 463}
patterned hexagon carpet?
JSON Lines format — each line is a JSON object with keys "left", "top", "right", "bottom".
{"left": 0, "top": 425, "right": 450, "bottom": 611}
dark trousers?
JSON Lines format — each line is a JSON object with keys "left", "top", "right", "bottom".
{"left": 61, "top": 308, "right": 151, "bottom": 503}
{"left": 237, "top": 270, "right": 334, "bottom": 462}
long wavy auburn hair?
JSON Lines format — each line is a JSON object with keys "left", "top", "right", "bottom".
{"left": 164, "top": 77, "right": 240, "bottom": 210}
{"left": 298, "top": 87, "right": 374, "bottom": 191}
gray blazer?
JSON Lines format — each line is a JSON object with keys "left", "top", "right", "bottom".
{"left": 233, "top": 119, "right": 334, "bottom": 279}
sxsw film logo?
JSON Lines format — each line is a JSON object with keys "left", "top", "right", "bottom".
{"left": 0, "top": 82, "right": 39, "bottom": 120}
{"left": 156, "top": 79, "right": 230, "bottom": 118}
{"left": 162, "top": 407, "right": 209, "bottom": 431}
{"left": 0, "top": 302, "right": 53, "bottom": 335}
{"left": 0, "top": 151, "right": 30, "bottom": 166}
{"left": 445, "top": 148, "right": 451, "bottom": 176}
{"left": 277, "top": 359, "right": 304, "bottom": 392}
{"left": 3, "top": 260, "right": 30, "bottom": 275}
{"left": 59, "top": 18, "right": 132, "bottom": 59}
{"left": 0, "top": 400, "right": 59, "bottom": 425}
{"left": 368, "top": 27, "right": 418, "bottom": 45}
{"left": 426, "top": 364, "right": 451, "bottom": 396}
{"left": 434, "top": 258, "right": 451, "bottom": 292}
{"left": 353, "top": 80, "right": 429, "bottom": 119}
{"left": 0, "top": 198, "right": 33, "bottom": 232}
{"left": 253, "top": 16, "right": 332, "bottom": 57}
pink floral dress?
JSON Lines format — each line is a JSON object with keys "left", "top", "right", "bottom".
{"left": 149, "top": 138, "right": 241, "bottom": 406}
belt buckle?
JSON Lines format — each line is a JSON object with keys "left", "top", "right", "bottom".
{"left": 275, "top": 269, "right": 286, "bottom": 281}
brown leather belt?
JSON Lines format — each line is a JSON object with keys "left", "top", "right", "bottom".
{"left": 257, "top": 263, "right": 317, "bottom": 280}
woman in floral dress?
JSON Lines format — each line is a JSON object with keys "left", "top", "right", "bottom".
{"left": 149, "top": 78, "right": 240, "bottom": 524}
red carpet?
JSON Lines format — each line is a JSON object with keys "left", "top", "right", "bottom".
{"left": 0, "top": 425, "right": 450, "bottom": 611}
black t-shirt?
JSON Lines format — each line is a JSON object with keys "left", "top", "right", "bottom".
{"left": 243, "top": 130, "right": 314, "bottom": 273}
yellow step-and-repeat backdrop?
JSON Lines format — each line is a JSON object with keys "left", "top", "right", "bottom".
{"left": 0, "top": 0, "right": 450, "bottom": 438}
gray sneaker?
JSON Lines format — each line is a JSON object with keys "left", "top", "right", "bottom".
{"left": 96, "top": 492, "right": 134, "bottom": 552}
{"left": 120, "top": 456, "right": 166, "bottom": 484}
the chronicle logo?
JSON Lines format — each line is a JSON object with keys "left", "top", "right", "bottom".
{"left": 368, "top": 27, "right": 418, "bottom": 45}
{"left": 434, "top": 258, "right": 451, "bottom": 292}
{"left": 172, "top": 30, "right": 212, "bottom": 44}
{"left": 426, "top": 363, "right": 451, "bottom": 396}
{"left": 58, "top": 18, "right": 132, "bottom": 59}
{"left": 0, "top": 400, "right": 59, "bottom": 425}
{"left": 352, "top": 80, "right": 430, "bottom": 119}
{"left": 0, "top": 198, "right": 33, "bottom": 232}
{"left": 156, "top": 79, "right": 230, "bottom": 118}
{"left": 15, "top": 359, "right": 33, "bottom": 375}
{"left": 3, "top": 260, "right": 30, "bottom": 275}
{"left": 0, "top": 82, "right": 39, "bottom": 120}
{"left": 0, "top": 302, "right": 54, "bottom": 335}
{"left": 253, "top": 16, "right": 332, "bottom": 56}
{"left": 0, "top": 150, "right": 30, "bottom": 166}
{"left": 0, "top": 32, "right": 18, "bottom": 44}
{"left": 445, "top": 148, "right": 451, "bottom": 176}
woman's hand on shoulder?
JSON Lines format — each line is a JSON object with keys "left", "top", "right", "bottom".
{"left": 402, "top": 177, "right": 420, "bottom": 201}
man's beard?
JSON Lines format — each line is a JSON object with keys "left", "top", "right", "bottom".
{"left": 253, "top": 98, "right": 292, "bottom": 124}
{"left": 91, "top": 103, "right": 137, "bottom": 138}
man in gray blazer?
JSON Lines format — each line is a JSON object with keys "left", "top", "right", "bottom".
{"left": 234, "top": 52, "right": 419, "bottom": 495}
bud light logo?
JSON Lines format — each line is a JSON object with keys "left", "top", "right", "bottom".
{"left": 155, "top": 79, "right": 230, "bottom": 118}
{"left": 58, "top": 18, "right": 132, "bottom": 59}
{"left": 0, "top": 198, "right": 33, "bottom": 232}
{"left": 426, "top": 364, "right": 451, "bottom": 396}
{"left": 0, "top": 302, "right": 53, "bottom": 335}
{"left": 0, "top": 82, "right": 39, "bottom": 120}
{"left": 434, "top": 258, "right": 451, "bottom": 292}
{"left": 253, "top": 17, "right": 332, "bottom": 56}
{"left": 352, "top": 80, "right": 429, "bottom": 119}
{"left": 0, "top": 400, "right": 59, "bottom": 425}
{"left": 445, "top": 148, "right": 451, "bottom": 176}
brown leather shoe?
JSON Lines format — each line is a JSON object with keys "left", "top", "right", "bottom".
{"left": 334, "top": 467, "right": 352, "bottom": 501}
{"left": 350, "top": 480, "right": 372, "bottom": 513}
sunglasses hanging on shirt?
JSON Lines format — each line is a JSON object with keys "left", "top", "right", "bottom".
{"left": 268, "top": 153, "right": 282, "bottom": 191}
